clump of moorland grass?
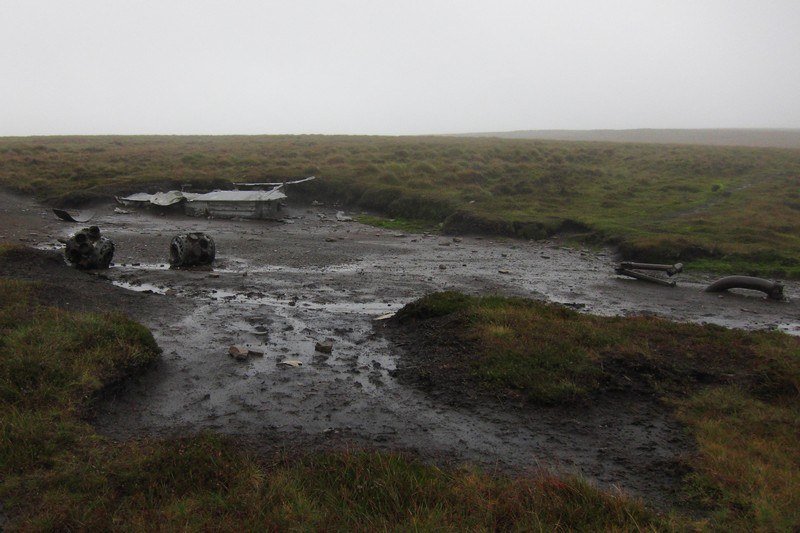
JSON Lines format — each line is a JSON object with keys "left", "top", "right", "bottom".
{"left": 0, "top": 278, "right": 160, "bottom": 474}
{"left": 392, "top": 291, "right": 800, "bottom": 530}
{"left": 355, "top": 214, "right": 438, "bottom": 233}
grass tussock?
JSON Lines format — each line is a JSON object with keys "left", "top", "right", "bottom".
{"left": 2, "top": 434, "right": 668, "bottom": 531}
{"left": 0, "top": 278, "right": 669, "bottom": 530}
{"left": 395, "top": 291, "right": 800, "bottom": 530}
{"left": 1, "top": 135, "right": 799, "bottom": 275}
{"left": 355, "top": 214, "right": 439, "bottom": 233}
{"left": 0, "top": 278, "right": 160, "bottom": 475}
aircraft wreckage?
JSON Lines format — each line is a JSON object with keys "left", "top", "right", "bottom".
{"left": 170, "top": 232, "right": 216, "bottom": 268}
{"left": 117, "top": 177, "right": 314, "bottom": 220}
{"left": 64, "top": 226, "right": 115, "bottom": 269}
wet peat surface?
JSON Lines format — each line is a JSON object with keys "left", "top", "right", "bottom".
{"left": 2, "top": 190, "right": 799, "bottom": 508}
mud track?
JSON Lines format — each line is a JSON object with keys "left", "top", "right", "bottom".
{"left": 2, "top": 190, "right": 798, "bottom": 508}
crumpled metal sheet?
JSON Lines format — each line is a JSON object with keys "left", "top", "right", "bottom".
{"left": 117, "top": 187, "right": 285, "bottom": 206}
{"left": 150, "top": 191, "right": 199, "bottom": 206}
{"left": 191, "top": 189, "right": 286, "bottom": 202}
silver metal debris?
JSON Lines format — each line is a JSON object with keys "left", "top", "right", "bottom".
{"left": 615, "top": 262, "right": 684, "bottom": 287}
{"left": 705, "top": 276, "right": 785, "bottom": 300}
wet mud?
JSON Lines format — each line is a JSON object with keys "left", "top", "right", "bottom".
{"left": 2, "top": 190, "right": 799, "bottom": 508}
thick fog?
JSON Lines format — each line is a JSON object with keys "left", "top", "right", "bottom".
{"left": 1, "top": 0, "right": 799, "bottom": 135}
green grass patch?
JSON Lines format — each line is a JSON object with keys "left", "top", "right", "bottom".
{"left": 395, "top": 291, "right": 800, "bottom": 529}
{"left": 355, "top": 214, "right": 439, "bottom": 233}
{"left": 1, "top": 135, "right": 799, "bottom": 275}
{"left": 0, "top": 278, "right": 671, "bottom": 529}
{"left": 687, "top": 257, "right": 800, "bottom": 279}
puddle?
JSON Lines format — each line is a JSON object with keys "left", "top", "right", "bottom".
{"left": 33, "top": 241, "right": 63, "bottom": 251}
{"left": 777, "top": 322, "right": 800, "bottom": 334}
{"left": 114, "top": 262, "right": 171, "bottom": 271}
{"left": 111, "top": 280, "right": 168, "bottom": 295}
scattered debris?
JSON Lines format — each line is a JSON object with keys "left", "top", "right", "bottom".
{"left": 315, "top": 341, "right": 334, "bottom": 354}
{"left": 64, "top": 226, "right": 115, "bottom": 269}
{"left": 373, "top": 312, "right": 396, "bottom": 321}
{"left": 170, "top": 233, "right": 216, "bottom": 268}
{"left": 52, "top": 208, "right": 95, "bottom": 223}
{"left": 705, "top": 276, "right": 785, "bottom": 300}
{"left": 279, "top": 359, "right": 303, "bottom": 367}
{"left": 336, "top": 211, "right": 353, "bottom": 222}
{"left": 615, "top": 262, "right": 684, "bottom": 287}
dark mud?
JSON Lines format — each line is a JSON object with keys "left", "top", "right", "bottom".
{"left": 2, "top": 190, "right": 799, "bottom": 509}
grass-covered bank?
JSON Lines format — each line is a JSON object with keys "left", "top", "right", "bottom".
{"left": 390, "top": 292, "right": 800, "bottom": 530}
{"left": 0, "top": 268, "right": 669, "bottom": 530}
{"left": 1, "top": 135, "right": 799, "bottom": 276}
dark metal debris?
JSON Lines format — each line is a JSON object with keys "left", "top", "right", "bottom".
{"left": 170, "top": 233, "right": 216, "bottom": 268}
{"left": 53, "top": 208, "right": 95, "bottom": 223}
{"left": 64, "top": 226, "right": 115, "bottom": 269}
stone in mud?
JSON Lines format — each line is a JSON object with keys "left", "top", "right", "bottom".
{"left": 315, "top": 341, "right": 334, "bottom": 354}
{"left": 64, "top": 226, "right": 115, "bottom": 269}
{"left": 170, "top": 232, "right": 216, "bottom": 267}
{"left": 228, "top": 345, "right": 249, "bottom": 361}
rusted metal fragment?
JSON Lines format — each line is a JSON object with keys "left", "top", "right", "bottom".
{"left": 615, "top": 267, "right": 677, "bottom": 287}
{"left": 170, "top": 233, "right": 216, "bottom": 267}
{"left": 705, "top": 276, "right": 784, "bottom": 300}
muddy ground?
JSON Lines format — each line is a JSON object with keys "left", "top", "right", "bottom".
{"left": 2, "top": 190, "right": 798, "bottom": 509}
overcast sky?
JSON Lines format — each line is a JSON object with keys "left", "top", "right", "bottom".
{"left": 1, "top": 0, "right": 799, "bottom": 136}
